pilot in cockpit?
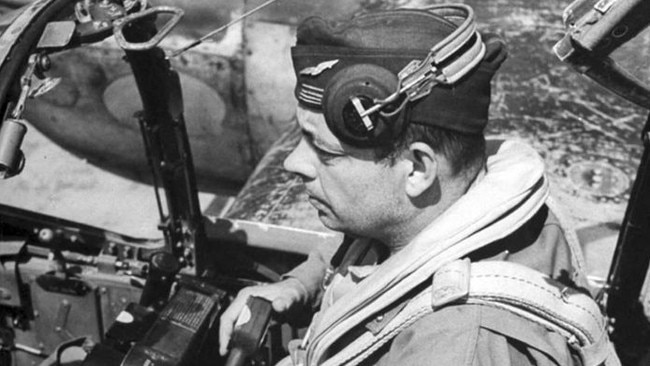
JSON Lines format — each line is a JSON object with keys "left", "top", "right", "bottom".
{"left": 218, "top": 5, "right": 620, "bottom": 366}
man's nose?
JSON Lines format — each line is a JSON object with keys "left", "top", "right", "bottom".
{"left": 284, "top": 138, "right": 317, "bottom": 180}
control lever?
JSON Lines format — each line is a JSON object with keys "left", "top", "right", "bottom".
{"left": 113, "top": 6, "right": 183, "bottom": 51}
{"left": 139, "top": 251, "right": 180, "bottom": 311}
{"left": 226, "top": 296, "right": 273, "bottom": 366}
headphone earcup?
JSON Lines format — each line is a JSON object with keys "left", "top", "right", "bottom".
{"left": 322, "top": 64, "right": 404, "bottom": 148}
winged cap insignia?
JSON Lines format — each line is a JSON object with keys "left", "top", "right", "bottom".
{"left": 299, "top": 59, "right": 339, "bottom": 76}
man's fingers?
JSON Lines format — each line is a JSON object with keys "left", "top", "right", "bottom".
{"left": 218, "top": 327, "right": 230, "bottom": 356}
{"left": 218, "top": 307, "right": 235, "bottom": 355}
{"left": 218, "top": 282, "right": 303, "bottom": 356}
{"left": 271, "top": 297, "right": 291, "bottom": 313}
{"left": 218, "top": 291, "right": 252, "bottom": 355}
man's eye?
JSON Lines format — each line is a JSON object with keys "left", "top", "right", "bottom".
{"left": 303, "top": 136, "right": 343, "bottom": 162}
{"left": 314, "top": 146, "right": 342, "bottom": 161}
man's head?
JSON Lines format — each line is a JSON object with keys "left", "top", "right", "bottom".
{"left": 284, "top": 5, "right": 506, "bottom": 248}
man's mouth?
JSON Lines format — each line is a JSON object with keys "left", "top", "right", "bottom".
{"left": 307, "top": 195, "right": 329, "bottom": 211}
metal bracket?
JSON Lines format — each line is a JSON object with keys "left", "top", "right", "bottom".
{"left": 113, "top": 6, "right": 183, "bottom": 51}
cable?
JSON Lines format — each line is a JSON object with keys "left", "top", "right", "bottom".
{"left": 167, "top": 0, "right": 282, "bottom": 58}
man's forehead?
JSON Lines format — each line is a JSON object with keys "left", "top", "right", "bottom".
{"left": 296, "top": 107, "right": 342, "bottom": 149}
{"left": 296, "top": 107, "right": 324, "bottom": 130}
{"left": 295, "top": 107, "right": 385, "bottom": 162}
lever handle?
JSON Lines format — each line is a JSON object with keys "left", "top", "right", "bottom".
{"left": 139, "top": 251, "right": 179, "bottom": 310}
{"left": 225, "top": 296, "right": 273, "bottom": 366}
{"left": 113, "top": 6, "right": 183, "bottom": 51}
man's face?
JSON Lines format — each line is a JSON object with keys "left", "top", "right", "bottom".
{"left": 284, "top": 107, "right": 408, "bottom": 239}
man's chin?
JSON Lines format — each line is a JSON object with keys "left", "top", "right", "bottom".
{"left": 308, "top": 198, "right": 345, "bottom": 231}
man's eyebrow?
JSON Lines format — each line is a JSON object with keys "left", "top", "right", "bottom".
{"left": 301, "top": 129, "right": 336, "bottom": 151}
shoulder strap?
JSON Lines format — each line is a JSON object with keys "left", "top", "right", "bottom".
{"left": 320, "top": 260, "right": 620, "bottom": 366}
{"left": 433, "top": 259, "right": 620, "bottom": 366}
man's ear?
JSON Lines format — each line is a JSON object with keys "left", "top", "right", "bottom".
{"left": 405, "top": 142, "right": 438, "bottom": 198}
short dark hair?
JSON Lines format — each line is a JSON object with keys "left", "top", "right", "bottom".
{"left": 377, "top": 122, "right": 486, "bottom": 179}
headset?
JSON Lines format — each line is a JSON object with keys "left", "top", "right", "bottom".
{"left": 316, "top": 4, "right": 486, "bottom": 148}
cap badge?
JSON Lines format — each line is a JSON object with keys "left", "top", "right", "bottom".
{"left": 299, "top": 59, "right": 339, "bottom": 76}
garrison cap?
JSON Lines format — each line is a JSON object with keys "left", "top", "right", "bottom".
{"left": 291, "top": 7, "right": 507, "bottom": 135}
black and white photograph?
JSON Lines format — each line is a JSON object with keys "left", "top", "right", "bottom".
{"left": 0, "top": 0, "right": 648, "bottom": 365}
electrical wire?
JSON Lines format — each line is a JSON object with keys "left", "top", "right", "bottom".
{"left": 167, "top": 0, "right": 283, "bottom": 58}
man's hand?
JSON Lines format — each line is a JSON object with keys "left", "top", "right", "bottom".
{"left": 218, "top": 278, "right": 307, "bottom": 356}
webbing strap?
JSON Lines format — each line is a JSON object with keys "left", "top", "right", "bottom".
{"left": 321, "top": 260, "right": 620, "bottom": 366}
{"left": 456, "top": 260, "right": 619, "bottom": 366}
